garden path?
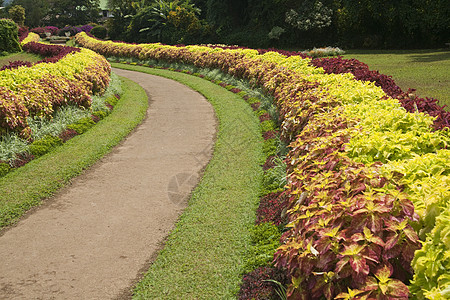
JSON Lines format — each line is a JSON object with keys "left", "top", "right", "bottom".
{"left": 0, "top": 68, "right": 216, "bottom": 299}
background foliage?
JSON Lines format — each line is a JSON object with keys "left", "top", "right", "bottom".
{"left": 1, "top": 0, "right": 448, "bottom": 48}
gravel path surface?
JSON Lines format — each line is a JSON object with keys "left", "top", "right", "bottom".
{"left": 0, "top": 68, "right": 216, "bottom": 299}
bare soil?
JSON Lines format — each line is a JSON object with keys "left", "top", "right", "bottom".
{"left": 0, "top": 68, "right": 216, "bottom": 299}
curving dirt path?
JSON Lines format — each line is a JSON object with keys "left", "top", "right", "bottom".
{"left": 0, "top": 68, "right": 216, "bottom": 299}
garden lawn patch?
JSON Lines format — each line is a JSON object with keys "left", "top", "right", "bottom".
{"left": 111, "top": 63, "right": 265, "bottom": 299}
{"left": 0, "top": 77, "right": 148, "bottom": 228}
{"left": 0, "top": 52, "right": 41, "bottom": 68}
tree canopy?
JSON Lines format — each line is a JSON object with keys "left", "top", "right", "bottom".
{"left": 47, "top": 0, "right": 100, "bottom": 28}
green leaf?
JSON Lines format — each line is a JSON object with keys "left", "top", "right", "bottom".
{"left": 374, "top": 264, "right": 393, "bottom": 283}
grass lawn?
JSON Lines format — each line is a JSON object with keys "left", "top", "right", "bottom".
{"left": 111, "top": 63, "right": 265, "bottom": 299}
{"left": 0, "top": 52, "right": 42, "bottom": 68}
{"left": 342, "top": 49, "right": 450, "bottom": 108}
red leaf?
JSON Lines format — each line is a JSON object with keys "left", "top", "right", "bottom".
{"left": 369, "top": 235, "right": 385, "bottom": 247}
{"left": 400, "top": 199, "right": 415, "bottom": 218}
{"left": 387, "top": 279, "right": 409, "bottom": 298}
{"left": 351, "top": 233, "right": 364, "bottom": 243}
{"left": 384, "top": 233, "right": 399, "bottom": 250}
{"left": 335, "top": 257, "right": 349, "bottom": 274}
{"left": 363, "top": 247, "right": 380, "bottom": 264}
{"left": 401, "top": 240, "right": 420, "bottom": 262}
{"left": 362, "top": 276, "right": 379, "bottom": 291}
{"left": 383, "top": 244, "right": 402, "bottom": 260}
{"left": 403, "top": 225, "right": 418, "bottom": 243}
{"left": 350, "top": 256, "right": 369, "bottom": 277}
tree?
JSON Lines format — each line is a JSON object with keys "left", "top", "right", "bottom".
{"left": 47, "top": 0, "right": 100, "bottom": 27}
{"left": 124, "top": 0, "right": 207, "bottom": 44}
{"left": 8, "top": 4, "right": 25, "bottom": 26}
{"left": 11, "top": 0, "right": 50, "bottom": 28}
{"left": 0, "top": 2, "right": 6, "bottom": 19}
{"left": 285, "top": 0, "right": 332, "bottom": 31}
{"left": 335, "top": 0, "right": 450, "bottom": 48}
{"left": 204, "top": 0, "right": 248, "bottom": 32}
{"left": 106, "top": 0, "right": 148, "bottom": 40}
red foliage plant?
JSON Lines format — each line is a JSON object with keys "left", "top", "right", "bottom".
{"left": 22, "top": 42, "right": 81, "bottom": 64}
{"left": 18, "top": 27, "right": 29, "bottom": 42}
{"left": 10, "top": 152, "right": 35, "bottom": 168}
{"left": 238, "top": 266, "right": 287, "bottom": 300}
{"left": 58, "top": 128, "right": 79, "bottom": 142}
{"left": 262, "top": 130, "right": 279, "bottom": 141}
{"left": 256, "top": 191, "right": 288, "bottom": 226}
{"left": 73, "top": 35, "right": 426, "bottom": 298}
{"left": 0, "top": 61, "right": 33, "bottom": 71}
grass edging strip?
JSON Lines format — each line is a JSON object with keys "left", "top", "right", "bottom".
{"left": 111, "top": 63, "right": 265, "bottom": 299}
{"left": 0, "top": 77, "right": 148, "bottom": 229}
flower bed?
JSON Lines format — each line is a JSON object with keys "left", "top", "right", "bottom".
{"left": 0, "top": 33, "right": 111, "bottom": 139}
{"left": 75, "top": 32, "right": 449, "bottom": 299}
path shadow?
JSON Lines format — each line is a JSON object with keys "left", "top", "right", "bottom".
{"left": 409, "top": 50, "right": 450, "bottom": 63}
{"left": 346, "top": 49, "right": 450, "bottom": 63}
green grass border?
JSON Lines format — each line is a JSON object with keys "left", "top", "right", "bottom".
{"left": 0, "top": 77, "right": 148, "bottom": 228}
{"left": 111, "top": 63, "right": 265, "bottom": 299}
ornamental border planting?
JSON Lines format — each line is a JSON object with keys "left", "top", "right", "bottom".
{"left": 0, "top": 33, "right": 111, "bottom": 139}
{"left": 75, "top": 32, "right": 449, "bottom": 298}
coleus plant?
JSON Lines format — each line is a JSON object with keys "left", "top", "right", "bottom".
{"left": 409, "top": 207, "right": 450, "bottom": 299}
{"left": 274, "top": 109, "right": 420, "bottom": 299}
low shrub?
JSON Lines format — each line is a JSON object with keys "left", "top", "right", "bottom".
{"left": 28, "top": 135, "right": 63, "bottom": 157}
{"left": 80, "top": 25, "right": 93, "bottom": 33}
{"left": 262, "top": 138, "right": 278, "bottom": 158}
{"left": 57, "top": 26, "right": 81, "bottom": 37}
{"left": 58, "top": 128, "right": 79, "bottom": 142}
{"left": 67, "top": 117, "right": 95, "bottom": 134}
{"left": 0, "top": 40, "right": 111, "bottom": 137}
{"left": 260, "top": 120, "right": 276, "bottom": 133}
{"left": 20, "top": 32, "right": 40, "bottom": 45}
{"left": 18, "top": 26, "right": 29, "bottom": 42}
{"left": 0, "top": 19, "right": 21, "bottom": 53}
{"left": 22, "top": 42, "right": 80, "bottom": 63}
{"left": 261, "top": 158, "right": 286, "bottom": 195}
{"left": 242, "top": 223, "right": 282, "bottom": 274}
{"left": 90, "top": 25, "right": 107, "bottom": 39}
{"left": 92, "top": 110, "right": 109, "bottom": 121}
{"left": 30, "top": 27, "right": 46, "bottom": 37}
{"left": 45, "top": 26, "right": 59, "bottom": 35}
{"left": 0, "top": 162, "right": 10, "bottom": 177}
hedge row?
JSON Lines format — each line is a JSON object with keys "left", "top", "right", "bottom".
{"left": 75, "top": 32, "right": 449, "bottom": 299}
{"left": 0, "top": 33, "right": 111, "bottom": 139}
